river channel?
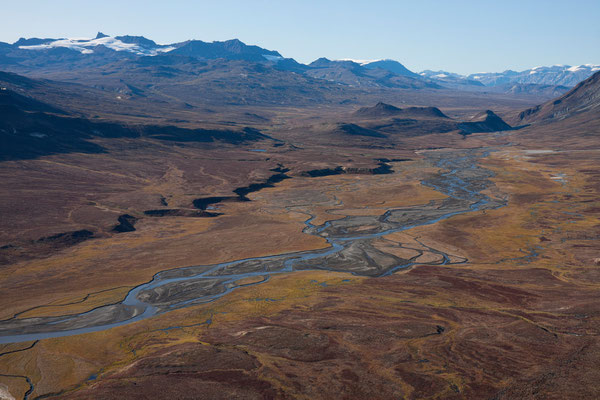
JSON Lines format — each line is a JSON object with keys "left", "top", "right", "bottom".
{"left": 0, "top": 148, "right": 506, "bottom": 344}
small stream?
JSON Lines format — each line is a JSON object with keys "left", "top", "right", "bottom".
{"left": 0, "top": 148, "right": 506, "bottom": 344}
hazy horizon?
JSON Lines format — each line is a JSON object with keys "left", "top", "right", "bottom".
{"left": 2, "top": 0, "right": 599, "bottom": 75}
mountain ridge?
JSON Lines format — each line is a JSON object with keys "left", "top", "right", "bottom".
{"left": 5, "top": 34, "right": 598, "bottom": 89}
{"left": 2, "top": 33, "right": 597, "bottom": 101}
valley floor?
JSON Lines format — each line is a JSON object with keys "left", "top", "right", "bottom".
{"left": 0, "top": 132, "right": 599, "bottom": 398}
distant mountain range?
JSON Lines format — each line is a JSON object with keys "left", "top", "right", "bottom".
{"left": 516, "top": 70, "right": 600, "bottom": 125}
{"left": 468, "top": 65, "right": 600, "bottom": 87}
{"left": 420, "top": 65, "right": 599, "bottom": 91}
{"left": 419, "top": 70, "right": 485, "bottom": 87}
{"left": 1, "top": 33, "right": 598, "bottom": 99}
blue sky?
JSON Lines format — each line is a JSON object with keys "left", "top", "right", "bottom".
{"left": 1, "top": 0, "right": 598, "bottom": 74}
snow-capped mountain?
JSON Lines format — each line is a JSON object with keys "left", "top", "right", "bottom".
{"left": 12, "top": 33, "right": 283, "bottom": 62}
{"left": 4, "top": 33, "right": 598, "bottom": 94}
{"left": 16, "top": 32, "right": 174, "bottom": 56}
{"left": 467, "top": 65, "right": 600, "bottom": 87}
{"left": 417, "top": 65, "right": 599, "bottom": 91}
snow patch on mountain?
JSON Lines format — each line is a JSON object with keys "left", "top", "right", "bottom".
{"left": 338, "top": 59, "right": 381, "bottom": 65}
{"left": 262, "top": 54, "right": 284, "bottom": 62}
